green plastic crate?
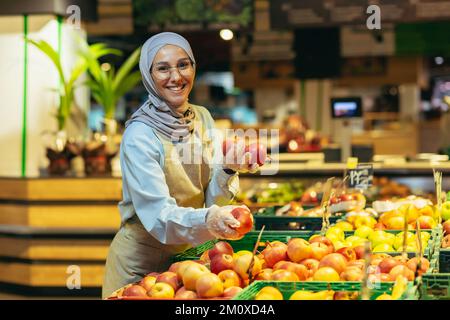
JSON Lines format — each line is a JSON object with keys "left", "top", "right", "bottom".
{"left": 253, "top": 205, "right": 339, "bottom": 231}
{"left": 439, "top": 249, "right": 450, "bottom": 273}
{"left": 254, "top": 216, "right": 340, "bottom": 231}
{"left": 232, "top": 281, "right": 416, "bottom": 300}
{"left": 170, "top": 230, "right": 318, "bottom": 262}
{"left": 420, "top": 273, "right": 450, "bottom": 300}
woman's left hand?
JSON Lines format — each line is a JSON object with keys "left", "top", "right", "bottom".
{"left": 223, "top": 141, "right": 260, "bottom": 173}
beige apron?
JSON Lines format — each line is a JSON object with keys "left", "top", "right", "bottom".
{"left": 102, "top": 109, "right": 212, "bottom": 299}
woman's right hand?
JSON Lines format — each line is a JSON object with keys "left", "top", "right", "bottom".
{"left": 206, "top": 205, "right": 246, "bottom": 240}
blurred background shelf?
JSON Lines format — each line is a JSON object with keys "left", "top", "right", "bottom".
{"left": 0, "top": 178, "right": 121, "bottom": 298}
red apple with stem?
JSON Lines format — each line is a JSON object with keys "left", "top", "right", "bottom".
{"left": 230, "top": 207, "right": 254, "bottom": 235}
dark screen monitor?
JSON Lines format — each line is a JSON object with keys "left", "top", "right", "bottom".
{"left": 294, "top": 27, "right": 341, "bottom": 79}
{"left": 331, "top": 97, "right": 363, "bottom": 118}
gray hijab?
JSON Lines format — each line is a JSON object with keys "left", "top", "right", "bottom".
{"left": 125, "top": 32, "right": 196, "bottom": 142}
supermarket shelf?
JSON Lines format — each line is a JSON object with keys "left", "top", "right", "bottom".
{"left": 0, "top": 177, "right": 122, "bottom": 201}
{"left": 250, "top": 161, "right": 450, "bottom": 177}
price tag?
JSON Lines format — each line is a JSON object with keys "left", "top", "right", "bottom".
{"left": 348, "top": 163, "right": 373, "bottom": 190}
{"left": 346, "top": 157, "right": 359, "bottom": 169}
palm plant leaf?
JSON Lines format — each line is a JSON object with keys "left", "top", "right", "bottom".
{"left": 115, "top": 71, "right": 142, "bottom": 99}
{"left": 27, "top": 39, "right": 66, "bottom": 84}
{"left": 113, "top": 47, "right": 141, "bottom": 91}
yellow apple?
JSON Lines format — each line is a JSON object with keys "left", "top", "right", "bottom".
{"left": 326, "top": 227, "right": 345, "bottom": 241}
{"left": 354, "top": 225, "right": 373, "bottom": 239}
{"left": 335, "top": 221, "right": 354, "bottom": 231}
{"left": 373, "top": 243, "right": 394, "bottom": 252}
{"left": 149, "top": 282, "right": 175, "bottom": 298}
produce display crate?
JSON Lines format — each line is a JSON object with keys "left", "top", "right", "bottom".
{"left": 171, "top": 229, "right": 435, "bottom": 263}
{"left": 232, "top": 281, "right": 417, "bottom": 300}
{"left": 439, "top": 249, "right": 450, "bottom": 273}
{"left": 420, "top": 273, "right": 450, "bottom": 300}
{"left": 254, "top": 216, "right": 340, "bottom": 231}
{"left": 253, "top": 205, "right": 339, "bottom": 231}
{"left": 171, "top": 231, "right": 318, "bottom": 262}
{"left": 341, "top": 229, "right": 435, "bottom": 259}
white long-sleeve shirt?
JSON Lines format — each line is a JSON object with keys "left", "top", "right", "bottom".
{"left": 118, "top": 118, "right": 239, "bottom": 247}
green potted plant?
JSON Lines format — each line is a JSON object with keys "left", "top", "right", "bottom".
{"left": 80, "top": 45, "right": 141, "bottom": 176}
{"left": 28, "top": 38, "right": 118, "bottom": 176}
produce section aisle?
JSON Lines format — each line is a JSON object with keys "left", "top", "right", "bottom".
{"left": 0, "top": 178, "right": 122, "bottom": 296}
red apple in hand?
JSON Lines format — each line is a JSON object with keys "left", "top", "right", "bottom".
{"left": 222, "top": 138, "right": 245, "bottom": 166}
{"left": 231, "top": 207, "right": 254, "bottom": 235}
{"left": 209, "top": 241, "right": 234, "bottom": 260}
{"left": 245, "top": 143, "right": 267, "bottom": 166}
{"left": 222, "top": 139, "right": 234, "bottom": 156}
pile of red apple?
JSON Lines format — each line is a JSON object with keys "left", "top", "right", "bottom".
{"left": 111, "top": 242, "right": 253, "bottom": 300}
{"left": 329, "top": 192, "right": 366, "bottom": 214}
{"left": 251, "top": 236, "right": 430, "bottom": 283}
{"left": 111, "top": 234, "right": 430, "bottom": 300}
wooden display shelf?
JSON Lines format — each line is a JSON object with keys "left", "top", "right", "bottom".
{"left": 0, "top": 203, "right": 121, "bottom": 228}
{"left": 0, "top": 262, "right": 105, "bottom": 287}
{"left": 0, "top": 178, "right": 122, "bottom": 201}
{"left": 0, "top": 237, "right": 111, "bottom": 260}
{"left": 0, "top": 177, "right": 122, "bottom": 296}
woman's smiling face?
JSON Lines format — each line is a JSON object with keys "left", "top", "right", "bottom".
{"left": 151, "top": 44, "right": 195, "bottom": 110}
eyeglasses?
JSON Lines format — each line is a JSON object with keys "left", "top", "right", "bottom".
{"left": 151, "top": 59, "right": 195, "bottom": 80}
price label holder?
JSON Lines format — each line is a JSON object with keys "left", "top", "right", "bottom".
{"left": 348, "top": 163, "right": 374, "bottom": 191}
{"left": 361, "top": 240, "right": 372, "bottom": 300}
{"left": 320, "top": 177, "right": 335, "bottom": 234}
{"left": 247, "top": 225, "right": 265, "bottom": 284}
{"left": 433, "top": 169, "right": 443, "bottom": 225}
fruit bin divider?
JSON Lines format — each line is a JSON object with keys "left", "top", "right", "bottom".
{"left": 253, "top": 205, "right": 339, "bottom": 231}
{"left": 420, "top": 225, "right": 450, "bottom": 300}
{"left": 232, "top": 281, "right": 416, "bottom": 300}
{"left": 253, "top": 216, "right": 341, "bottom": 231}
{"left": 170, "top": 229, "right": 436, "bottom": 263}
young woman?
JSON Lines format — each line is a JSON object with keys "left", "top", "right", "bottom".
{"left": 102, "top": 32, "right": 261, "bottom": 298}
